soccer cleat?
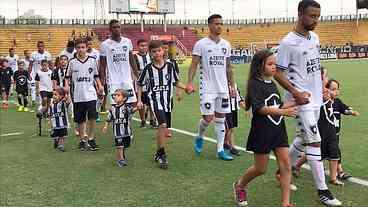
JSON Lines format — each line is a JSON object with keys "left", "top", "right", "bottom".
{"left": 54, "top": 139, "right": 58, "bottom": 149}
{"left": 117, "top": 159, "right": 127, "bottom": 167}
{"left": 23, "top": 107, "right": 29, "bottom": 112}
{"left": 17, "top": 106, "right": 24, "bottom": 112}
{"left": 57, "top": 144, "right": 65, "bottom": 152}
{"left": 96, "top": 116, "right": 101, "bottom": 122}
{"left": 79, "top": 141, "right": 88, "bottom": 151}
{"left": 233, "top": 182, "right": 248, "bottom": 207}
{"left": 158, "top": 154, "right": 168, "bottom": 169}
{"left": 217, "top": 151, "right": 234, "bottom": 161}
{"left": 194, "top": 136, "right": 203, "bottom": 154}
{"left": 230, "top": 147, "right": 240, "bottom": 156}
{"left": 154, "top": 153, "right": 160, "bottom": 162}
{"left": 140, "top": 121, "right": 146, "bottom": 128}
{"left": 88, "top": 139, "right": 100, "bottom": 151}
{"left": 318, "top": 189, "right": 342, "bottom": 206}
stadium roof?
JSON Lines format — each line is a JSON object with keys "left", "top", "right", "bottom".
{"left": 0, "top": 0, "right": 365, "bottom": 20}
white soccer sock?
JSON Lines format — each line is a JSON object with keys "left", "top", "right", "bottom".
{"left": 198, "top": 119, "right": 209, "bottom": 138}
{"left": 306, "top": 146, "right": 328, "bottom": 190}
{"left": 214, "top": 117, "right": 226, "bottom": 153}
{"left": 289, "top": 139, "right": 305, "bottom": 166}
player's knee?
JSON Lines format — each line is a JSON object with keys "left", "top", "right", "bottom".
{"left": 255, "top": 166, "right": 267, "bottom": 175}
{"left": 214, "top": 117, "right": 225, "bottom": 124}
{"left": 203, "top": 116, "right": 214, "bottom": 123}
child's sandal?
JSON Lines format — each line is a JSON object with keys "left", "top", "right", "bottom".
{"left": 338, "top": 172, "right": 352, "bottom": 180}
{"left": 329, "top": 179, "right": 344, "bottom": 186}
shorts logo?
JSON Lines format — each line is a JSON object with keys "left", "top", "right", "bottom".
{"left": 204, "top": 103, "right": 211, "bottom": 109}
{"left": 221, "top": 98, "right": 229, "bottom": 108}
{"left": 88, "top": 67, "right": 93, "bottom": 74}
{"left": 310, "top": 125, "right": 318, "bottom": 134}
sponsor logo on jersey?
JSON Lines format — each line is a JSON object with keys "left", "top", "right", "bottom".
{"left": 306, "top": 57, "right": 321, "bottom": 74}
{"left": 76, "top": 77, "right": 92, "bottom": 82}
{"left": 209, "top": 56, "right": 225, "bottom": 66}
{"left": 152, "top": 85, "right": 170, "bottom": 92}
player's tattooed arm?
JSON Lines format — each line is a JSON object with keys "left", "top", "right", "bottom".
{"left": 274, "top": 69, "right": 310, "bottom": 105}
{"left": 129, "top": 51, "right": 139, "bottom": 78}
{"left": 136, "top": 85, "right": 144, "bottom": 110}
{"left": 186, "top": 55, "right": 200, "bottom": 94}
{"left": 99, "top": 56, "right": 107, "bottom": 86}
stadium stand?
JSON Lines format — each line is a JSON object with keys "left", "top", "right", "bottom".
{"left": 0, "top": 19, "right": 368, "bottom": 57}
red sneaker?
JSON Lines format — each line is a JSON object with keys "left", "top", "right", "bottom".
{"left": 233, "top": 182, "right": 248, "bottom": 206}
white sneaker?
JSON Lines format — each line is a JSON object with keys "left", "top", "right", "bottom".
{"left": 318, "top": 189, "right": 342, "bottom": 206}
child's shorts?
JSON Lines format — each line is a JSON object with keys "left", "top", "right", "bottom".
{"left": 320, "top": 127, "right": 340, "bottom": 160}
{"left": 225, "top": 110, "right": 238, "bottom": 129}
{"left": 115, "top": 136, "right": 131, "bottom": 148}
{"left": 50, "top": 128, "right": 68, "bottom": 138}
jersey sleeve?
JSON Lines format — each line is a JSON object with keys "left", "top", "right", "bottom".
{"left": 137, "top": 65, "right": 149, "bottom": 86}
{"left": 65, "top": 61, "right": 72, "bottom": 79}
{"left": 226, "top": 42, "right": 231, "bottom": 58}
{"left": 93, "top": 59, "right": 99, "bottom": 78}
{"left": 192, "top": 41, "right": 202, "bottom": 57}
{"left": 128, "top": 39, "right": 133, "bottom": 51}
{"left": 99, "top": 42, "right": 107, "bottom": 57}
{"left": 172, "top": 64, "right": 179, "bottom": 84}
{"left": 51, "top": 69, "right": 58, "bottom": 80}
{"left": 335, "top": 98, "right": 351, "bottom": 114}
{"left": 276, "top": 42, "right": 291, "bottom": 71}
{"left": 46, "top": 52, "right": 52, "bottom": 61}
{"left": 248, "top": 80, "right": 265, "bottom": 113}
{"left": 35, "top": 73, "right": 40, "bottom": 81}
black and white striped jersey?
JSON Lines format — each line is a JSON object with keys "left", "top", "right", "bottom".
{"left": 51, "top": 67, "right": 67, "bottom": 88}
{"left": 230, "top": 86, "right": 244, "bottom": 111}
{"left": 134, "top": 53, "right": 151, "bottom": 92}
{"left": 106, "top": 104, "right": 134, "bottom": 138}
{"left": 48, "top": 101, "right": 69, "bottom": 129}
{"left": 137, "top": 62, "right": 179, "bottom": 112}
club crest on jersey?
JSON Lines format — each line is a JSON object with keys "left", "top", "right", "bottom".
{"left": 88, "top": 67, "right": 93, "bottom": 74}
{"left": 264, "top": 93, "right": 283, "bottom": 125}
{"left": 204, "top": 103, "right": 211, "bottom": 109}
{"left": 18, "top": 76, "right": 26, "bottom": 85}
{"left": 165, "top": 74, "right": 171, "bottom": 81}
{"left": 123, "top": 46, "right": 128, "bottom": 52}
{"left": 303, "top": 51, "right": 308, "bottom": 55}
{"left": 222, "top": 48, "right": 227, "bottom": 55}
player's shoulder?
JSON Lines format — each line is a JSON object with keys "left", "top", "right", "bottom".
{"left": 279, "top": 32, "right": 300, "bottom": 46}
{"left": 309, "top": 31, "right": 320, "bottom": 42}
{"left": 220, "top": 38, "right": 231, "bottom": 47}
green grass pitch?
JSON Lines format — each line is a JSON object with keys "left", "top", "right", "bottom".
{"left": 0, "top": 59, "right": 367, "bottom": 206}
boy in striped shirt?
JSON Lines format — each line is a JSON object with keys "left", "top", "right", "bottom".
{"left": 136, "top": 40, "right": 185, "bottom": 169}
{"left": 48, "top": 88, "right": 69, "bottom": 152}
{"left": 103, "top": 89, "right": 137, "bottom": 167}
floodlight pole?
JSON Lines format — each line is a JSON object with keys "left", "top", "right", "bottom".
{"left": 164, "top": 13, "right": 167, "bottom": 33}
{"left": 140, "top": 13, "right": 144, "bottom": 33}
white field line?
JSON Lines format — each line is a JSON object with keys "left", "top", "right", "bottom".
{"left": 132, "top": 117, "right": 368, "bottom": 187}
{"left": 0, "top": 132, "right": 24, "bottom": 137}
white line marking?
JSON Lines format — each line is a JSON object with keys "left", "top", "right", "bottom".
{"left": 0, "top": 132, "right": 24, "bottom": 137}
{"left": 132, "top": 117, "right": 368, "bottom": 187}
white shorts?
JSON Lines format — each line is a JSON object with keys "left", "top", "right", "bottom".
{"left": 200, "top": 93, "right": 230, "bottom": 115}
{"left": 108, "top": 83, "right": 137, "bottom": 104}
{"left": 295, "top": 109, "right": 321, "bottom": 144}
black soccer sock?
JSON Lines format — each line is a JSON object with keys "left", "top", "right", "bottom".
{"left": 17, "top": 95, "right": 23, "bottom": 106}
{"left": 23, "top": 97, "right": 28, "bottom": 107}
{"left": 157, "top": 147, "right": 165, "bottom": 156}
